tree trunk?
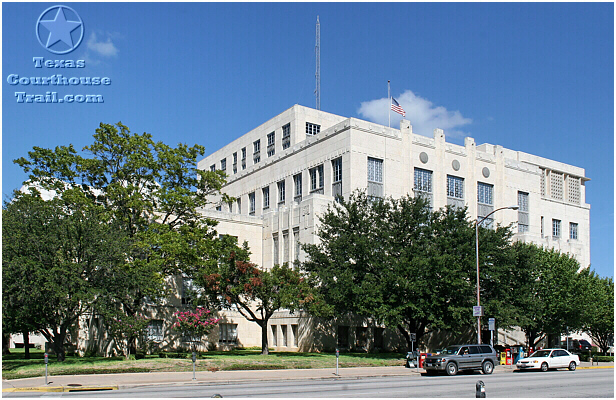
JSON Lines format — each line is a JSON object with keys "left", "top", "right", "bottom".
{"left": 2, "top": 333, "right": 11, "bottom": 355}
{"left": 52, "top": 328, "right": 67, "bottom": 362}
{"left": 397, "top": 325, "right": 412, "bottom": 351}
{"left": 260, "top": 323, "right": 269, "bottom": 355}
{"left": 23, "top": 330, "right": 30, "bottom": 359}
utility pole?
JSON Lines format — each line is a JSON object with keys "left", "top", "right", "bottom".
{"left": 315, "top": 16, "right": 321, "bottom": 110}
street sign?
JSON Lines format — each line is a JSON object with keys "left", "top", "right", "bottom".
{"left": 488, "top": 318, "right": 495, "bottom": 331}
{"left": 410, "top": 333, "right": 416, "bottom": 342}
{"left": 473, "top": 306, "right": 484, "bottom": 317}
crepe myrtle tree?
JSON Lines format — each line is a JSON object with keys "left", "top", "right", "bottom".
{"left": 195, "top": 235, "right": 330, "bottom": 355}
{"left": 172, "top": 308, "right": 220, "bottom": 352}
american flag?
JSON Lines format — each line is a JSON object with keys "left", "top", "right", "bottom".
{"left": 391, "top": 97, "right": 406, "bottom": 117}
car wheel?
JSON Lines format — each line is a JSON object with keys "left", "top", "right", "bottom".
{"left": 568, "top": 361, "right": 576, "bottom": 371}
{"left": 482, "top": 360, "right": 494, "bottom": 374}
{"left": 446, "top": 362, "right": 458, "bottom": 376}
{"left": 541, "top": 362, "right": 549, "bottom": 372}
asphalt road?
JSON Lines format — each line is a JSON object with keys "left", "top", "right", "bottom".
{"left": 5, "top": 369, "right": 613, "bottom": 398}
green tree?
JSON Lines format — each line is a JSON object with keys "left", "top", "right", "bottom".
{"left": 196, "top": 236, "right": 328, "bottom": 355}
{"left": 13, "top": 122, "right": 228, "bottom": 357}
{"left": 508, "top": 243, "right": 584, "bottom": 349}
{"left": 579, "top": 270, "right": 614, "bottom": 355}
{"left": 302, "top": 191, "right": 513, "bottom": 350}
{"left": 2, "top": 189, "right": 128, "bottom": 361}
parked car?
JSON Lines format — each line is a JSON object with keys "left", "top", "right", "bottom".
{"left": 423, "top": 344, "right": 498, "bottom": 376}
{"left": 563, "top": 339, "right": 592, "bottom": 353}
{"left": 516, "top": 349, "right": 579, "bottom": 372}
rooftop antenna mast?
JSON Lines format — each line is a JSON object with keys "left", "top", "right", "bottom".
{"left": 315, "top": 16, "right": 321, "bottom": 110}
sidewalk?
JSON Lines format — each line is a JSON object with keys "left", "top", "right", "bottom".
{"left": 3, "top": 362, "right": 612, "bottom": 392}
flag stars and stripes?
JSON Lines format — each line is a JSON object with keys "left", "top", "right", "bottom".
{"left": 391, "top": 97, "right": 406, "bottom": 117}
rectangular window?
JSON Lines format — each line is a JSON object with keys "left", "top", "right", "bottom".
{"left": 220, "top": 158, "right": 226, "bottom": 172}
{"left": 310, "top": 165, "right": 324, "bottom": 192}
{"left": 570, "top": 222, "right": 578, "bottom": 240}
{"left": 294, "top": 173, "right": 302, "bottom": 202}
{"left": 249, "top": 192, "right": 255, "bottom": 215}
{"left": 356, "top": 327, "right": 368, "bottom": 349}
{"left": 332, "top": 158, "right": 342, "bottom": 183}
{"left": 541, "top": 216, "right": 544, "bottom": 238}
{"left": 253, "top": 140, "right": 261, "bottom": 164}
{"left": 271, "top": 325, "right": 277, "bottom": 346}
{"left": 232, "top": 152, "right": 238, "bottom": 174}
{"left": 568, "top": 176, "right": 581, "bottom": 204}
{"left": 283, "top": 231, "right": 289, "bottom": 263}
{"left": 414, "top": 168, "right": 433, "bottom": 209}
{"left": 414, "top": 168, "right": 432, "bottom": 193}
{"left": 367, "top": 157, "right": 384, "bottom": 199}
{"left": 273, "top": 234, "right": 279, "bottom": 265}
{"left": 518, "top": 191, "right": 529, "bottom": 233}
{"left": 228, "top": 202, "right": 233, "bottom": 213}
{"left": 282, "top": 123, "right": 291, "bottom": 149}
{"left": 294, "top": 228, "right": 300, "bottom": 261}
{"left": 367, "top": 157, "right": 383, "bottom": 183}
{"left": 306, "top": 122, "right": 321, "bottom": 136}
{"left": 332, "top": 158, "right": 343, "bottom": 202}
{"left": 281, "top": 325, "right": 288, "bottom": 347}
{"left": 278, "top": 180, "right": 286, "bottom": 204}
{"left": 219, "top": 323, "right": 238, "bottom": 344}
{"left": 552, "top": 219, "right": 561, "bottom": 238}
{"left": 447, "top": 176, "right": 464, "bottom": 199}
{"left": 550, "top": 171, "right": 564, "bottom": 201}
{"left": 447, "top": 175, "right": 464, "bottom": 209}
{"left": 262, "top": 186, "right": 270, "bottom": 209}
{"left": 267, "top": 132, "right": 275, "bottom": 157}
{"left": 237, "top": 198, "right": 241, "bottom": 214}
{"left": 216, "top": 205, "right": 222, "bottom": 211}
{"left": 337, "top": 326, "right": 349, "bottom": 348}
{"left": 292, "top": 324, "right": 298, "bottom": 347}
{"left": 210, "top": 164, "right": 216, "bottom": 172}
{"left": 241, "top": 147, "right": 247, "bottom": 170}
{"left": 477, "top": 183, "right": 494, "bottom": 229}
{"left": 147, "top": 320, "right": 163, "bottom": 342}
{"left": 477, "top": 183, "right": 493, "bottom": 205}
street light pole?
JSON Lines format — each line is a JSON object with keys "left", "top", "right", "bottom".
{"left": 475, "top": 205, "right": 519, "bottom": 344}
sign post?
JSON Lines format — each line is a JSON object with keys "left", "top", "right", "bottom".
{"left": 335, "top": 348, "right": 339, "bottom": 376}
{"left": 44, "top": 352, "right": 49, "bottom": 385}
{"left": 192, "top": 352, "right": 197, "bottom": 381}
{"left": 410, "top": 333, "right": 417, "bottom": 372}
{"left": 488, "top": 318, "right": 495, "bottom": 347}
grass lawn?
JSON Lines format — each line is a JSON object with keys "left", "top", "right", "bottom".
{"left": 3, "top": 348, "right": 406, "bottom": 380}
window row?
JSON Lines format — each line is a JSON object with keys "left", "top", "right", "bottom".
{"left": 541, "top": 217, "right": 579, "bottom": 240}
{"left": 272, "top": 228, "right": 302, "bottom": 265}
{"left": 541, "top": 168, "right": 582, "bottom": 205}
{"left": 211, "top": 122, "right": 322, "bottom": 175}
{"left": 227, "top": 158, "right": 342, "bottom": 215}
{"left": 144, "top": 321, "right": 238, "bottom": 344}
{"left": 270, "top": 324, "right": 299, "bottom": 347}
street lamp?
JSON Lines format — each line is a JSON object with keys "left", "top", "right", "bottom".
{"left": 475, "top": 205, "right": 519, "bottom": 344}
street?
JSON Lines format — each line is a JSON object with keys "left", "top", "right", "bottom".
{"left": 4, "top": 369, "right": 613, "bottom": 398}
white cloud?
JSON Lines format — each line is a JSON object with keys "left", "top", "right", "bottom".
{"left": 357, "top": 90, "right": 472, "bottom": 138}
{"left": 86, "top": 32, "right": 118, "bottom": 57}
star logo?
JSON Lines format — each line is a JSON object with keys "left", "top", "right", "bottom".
{"left": 36, "top": 5, "right": 84, "bottom": 54}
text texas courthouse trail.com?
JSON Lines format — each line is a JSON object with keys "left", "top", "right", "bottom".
{"left": 7, "top": 57, "right": 109, "bottom": 103}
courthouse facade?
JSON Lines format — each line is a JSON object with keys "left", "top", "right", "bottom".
{"left": 192, "top": 104, "right": 590, "bottom": 352}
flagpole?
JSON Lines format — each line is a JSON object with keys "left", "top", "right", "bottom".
{"left": 388, "top": 80, "right": 391, "bottom": 128}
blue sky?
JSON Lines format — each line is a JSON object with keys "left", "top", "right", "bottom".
{"left": 2, "top": 3, "right": 613, "bottom": 278}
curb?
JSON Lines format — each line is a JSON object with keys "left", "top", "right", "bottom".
{"left": 3, "top": 385, "right": 118, "bottom": 393}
